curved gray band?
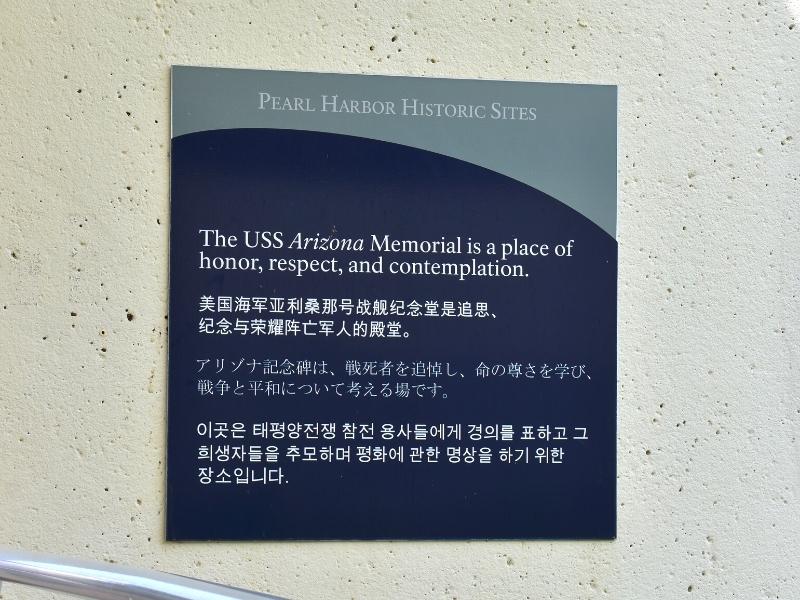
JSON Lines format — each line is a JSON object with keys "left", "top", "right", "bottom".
{"left": 171, "top": 66, "right": 616, "bottom": 238}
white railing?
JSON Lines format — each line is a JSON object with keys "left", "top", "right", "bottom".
{"left": 0, "top": 549, "right": 287, "bottom": 600}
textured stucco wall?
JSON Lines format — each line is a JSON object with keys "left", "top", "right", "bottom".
{"left": 1, "top": 1, "right": 798, "bottom": 599}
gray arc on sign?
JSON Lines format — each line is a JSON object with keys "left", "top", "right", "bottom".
{"left": 171, "top": 66, "right": 617, "bottom": 239}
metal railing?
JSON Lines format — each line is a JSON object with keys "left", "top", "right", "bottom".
{"left": 0, "top": 549, "right": 287, "bottom": 600}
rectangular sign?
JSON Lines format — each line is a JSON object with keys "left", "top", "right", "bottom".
{"left": 168, "top": 65, "right": 617, "bottom": 540}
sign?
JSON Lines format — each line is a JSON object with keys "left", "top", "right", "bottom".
{"left": 168, "top": 66, "right": 617, "bottom": 540}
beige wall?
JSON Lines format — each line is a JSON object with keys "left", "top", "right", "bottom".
{"left": 1, "top": 1, "right": 798, "bottom": 598}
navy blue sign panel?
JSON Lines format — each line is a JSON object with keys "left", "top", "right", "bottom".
{"left": 168, "top": 67, "right": 617, "bottom": 540}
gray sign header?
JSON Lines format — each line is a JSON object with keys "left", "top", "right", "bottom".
{"left": 171, "top": 66, "right": 616, "bottom": 237}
